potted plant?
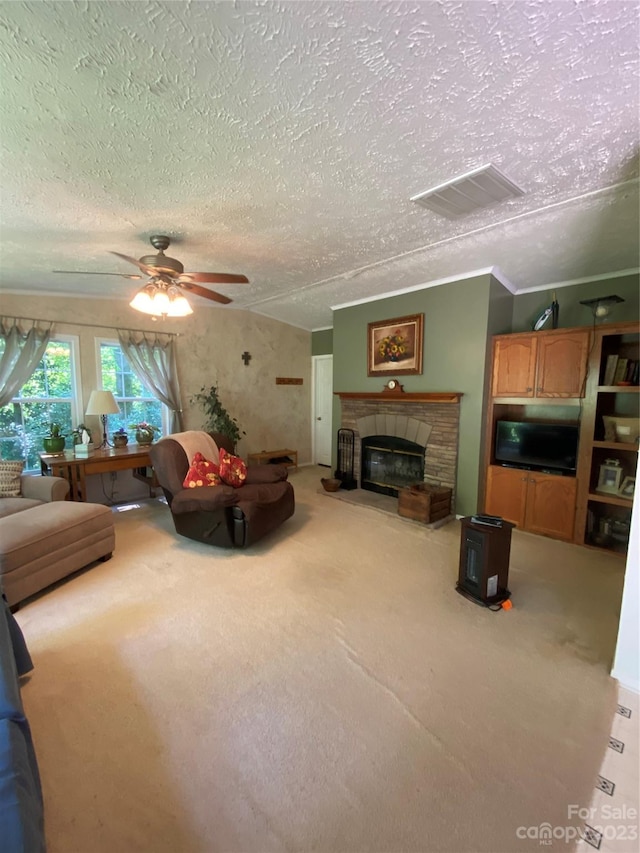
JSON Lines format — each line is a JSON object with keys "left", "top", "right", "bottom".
{"left": 43, "top": 423, "right": 66, "bottom": 454}
{"left": 130, "top": 421, "right": 160, "bottom": 446}
{"left": 112, "top": 427, "right": 129, "bottom": 448}
{"left": 190, "top": 384, "right": 246, "bottom": 447}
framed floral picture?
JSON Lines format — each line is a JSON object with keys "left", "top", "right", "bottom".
{"left": 367, "top": 313, "right": 424, "bottom": 377}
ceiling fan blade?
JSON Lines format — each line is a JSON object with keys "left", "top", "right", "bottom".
{"left": 109, "top": 252, "right": 159, "bottom": 276}
{"left": 183, "top": 272, "right": 249, "bottom": 284}
{"left": 179, "top": 281, "right": 233, "bottom": 305}
{"left": 53, "top": 270, "right": 142, "bottom": 280}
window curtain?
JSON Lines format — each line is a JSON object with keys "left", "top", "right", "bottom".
{"left": 117, "top": 331, "right": 184, "bottom": 432}
{"left": 0, "top": 319, "right": 52, "bottom": 408}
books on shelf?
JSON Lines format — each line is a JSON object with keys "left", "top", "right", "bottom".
{"left": 603, "top": 354, "right": 639, "bottom": 386}
{"left": 612, "top": 357, "right": 629, "bottom": 385}
{"left": 603, "top": 354, "right": 618, "bottom": 385}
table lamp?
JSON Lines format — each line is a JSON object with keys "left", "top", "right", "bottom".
{"left": 86, "top": 390, "right": 120, "bottom": 449}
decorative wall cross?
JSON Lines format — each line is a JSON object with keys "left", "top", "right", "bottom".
{"left": 242, "top": 351, "right": 252, "bottom": 366}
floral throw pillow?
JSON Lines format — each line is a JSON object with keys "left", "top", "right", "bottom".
{"left": 218, "top": 448, "right": 247, "bottom": 488}
{"left": 182, "top": 452, "right": 221, "bottom": 489}
{"left": 0, "top": 460, "right": 25, "bottom": 497}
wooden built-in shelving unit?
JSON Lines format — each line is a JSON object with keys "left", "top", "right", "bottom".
{"left": 574, "top": 322, "right": 639, "bottom": 555}
{"left": 482, "top": 322, "right": 639, "bottom": 556}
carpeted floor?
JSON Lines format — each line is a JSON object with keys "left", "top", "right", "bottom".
{"left": 17, "top": 465, "right": 626, "bottom": 853}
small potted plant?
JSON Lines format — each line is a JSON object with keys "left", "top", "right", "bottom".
{"left": 112, "top": 427, "right": 129, "bottom": 448}
{"left": 43, "top": 423, "right": 66, "bottom": 454}
{"left": 130, "top": 421, "right": 160, "bottom": 446}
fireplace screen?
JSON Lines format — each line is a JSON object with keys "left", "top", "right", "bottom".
{"left": 361, "top": 435, "right": 425, "bottom": 497}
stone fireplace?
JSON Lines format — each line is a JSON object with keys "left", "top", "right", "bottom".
{"left": 336, "top": 391, "right": 462, "bottom": 509}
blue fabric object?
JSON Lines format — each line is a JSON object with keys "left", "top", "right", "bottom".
{"left": 0, "top": 597, "right": 45, "bottom": 852}
{"left": 4, "top": 607, "right": 33, "bottom": 679}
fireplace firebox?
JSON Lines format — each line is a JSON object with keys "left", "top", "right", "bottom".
{"left": 361, "top": 435, "right": 425, "bottom": 497}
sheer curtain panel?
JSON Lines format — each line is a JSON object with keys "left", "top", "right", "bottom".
{"left": 117, "top": 332, "right": 184, "bottom": 432}
{"left": 0, "top": 319, "right": 52, "bottom": 408}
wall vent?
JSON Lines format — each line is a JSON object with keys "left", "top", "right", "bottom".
{"left": 410, "top": 163, "right": 524, "bottom": 218}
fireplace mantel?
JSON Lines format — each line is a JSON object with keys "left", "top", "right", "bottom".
{"left": 335, "top": 391, "right": 462, "bottom": 403}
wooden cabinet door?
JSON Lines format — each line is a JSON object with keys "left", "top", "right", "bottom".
{"left": 492, "top": 336, "right": 537, "bottom": 397}
{"left": 524, "top": 473, "right": 577, "bottom": 541}
{"left": 535, "top": 331, "right": 590, "bottom": 397}
{"left": 485, "top": 465, "right": 528, "bottom": 527}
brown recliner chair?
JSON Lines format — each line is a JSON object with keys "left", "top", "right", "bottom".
{"left": 149, "top": 431, "right": 295, "bottom": 548}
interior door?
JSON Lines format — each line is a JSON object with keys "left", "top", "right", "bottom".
{"left": 312, "top": 355, "right": 333, "bottom": 466}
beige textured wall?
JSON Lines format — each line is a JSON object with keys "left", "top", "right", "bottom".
{"left": 1, "top": 293, "right": 311, "bottom": 498}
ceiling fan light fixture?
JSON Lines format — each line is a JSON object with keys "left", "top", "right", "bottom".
{"left": 103, "top": 236, "right": 245, "bottom": 307}
{"left": 129, "top": 280, "right": 193, "bottom": 318}
{"left": 153, "top": 289, "right": 171, "bottom": 315}
{"left": 129, "top": 284, "right": 156, "bottom": 314}
{"left": 166, "top": 288, "right": 193, "bottom": 317}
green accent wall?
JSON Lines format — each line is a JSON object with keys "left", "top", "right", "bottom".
{"left": 333, "top": 274, "right": 494, "bottom": 516}
{"left": 477, "top": 277, "right": 516, "bottom": 505}
{"left": 488, "top": 276, "right": 516, "bottom": 337}
{"left": 328, "top": 269, "right": 638, "bottom": 518}
{"left": 511, "top": 273, "right": 639, "bottom": 331}
{"left": 312, "top": 329, "right": 333, "bottom": 355}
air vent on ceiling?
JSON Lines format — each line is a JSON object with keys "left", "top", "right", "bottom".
{"left": 410, "top": 163, "right": 524, "bottom": 218}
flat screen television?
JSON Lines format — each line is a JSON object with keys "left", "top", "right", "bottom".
{"left": 494, "top": 420, "right": 579, "bottom": 475}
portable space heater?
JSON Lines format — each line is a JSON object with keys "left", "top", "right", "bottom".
{"left": 457, "top": 515, "right": 514, "bottom": 605}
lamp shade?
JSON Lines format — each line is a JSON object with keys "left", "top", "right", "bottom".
{"left": 86, "top": 389, "right": 120, "bottom": 416}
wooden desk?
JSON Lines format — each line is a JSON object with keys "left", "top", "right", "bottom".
{"left": 40, "top": 445, "right": 157, "bottom": 502}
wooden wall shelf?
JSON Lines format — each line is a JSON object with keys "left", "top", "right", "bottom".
{"left": 587, "top": 492, "right": 633, "bottom": 509}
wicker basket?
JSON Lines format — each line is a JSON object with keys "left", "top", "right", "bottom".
{"left": 321, "top": 478, "right": 341, "bottom": 492}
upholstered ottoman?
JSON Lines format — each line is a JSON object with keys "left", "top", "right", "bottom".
{"left": 0, "top": 502, "right": 115, "bottom": 607}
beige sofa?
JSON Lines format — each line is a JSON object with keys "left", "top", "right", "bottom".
{"left": 0, "top": 473, "right": 70, "bottom": 517}
{"left": 0, "top": 475, "right": 115, "bottom": 607}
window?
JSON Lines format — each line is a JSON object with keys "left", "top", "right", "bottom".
{"left": 0, "top": 336, "right": 80, "bottom": 470}
{"left": 98, "top": 341, "right": 166, "bottom": 435}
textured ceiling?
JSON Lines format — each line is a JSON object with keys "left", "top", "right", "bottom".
{"left": 0, "top": 0, "right": 638, "bottom": 330}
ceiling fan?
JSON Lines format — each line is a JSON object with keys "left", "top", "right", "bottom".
{"left": 54, "top": 235, "right": 249, "bottom": 316}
